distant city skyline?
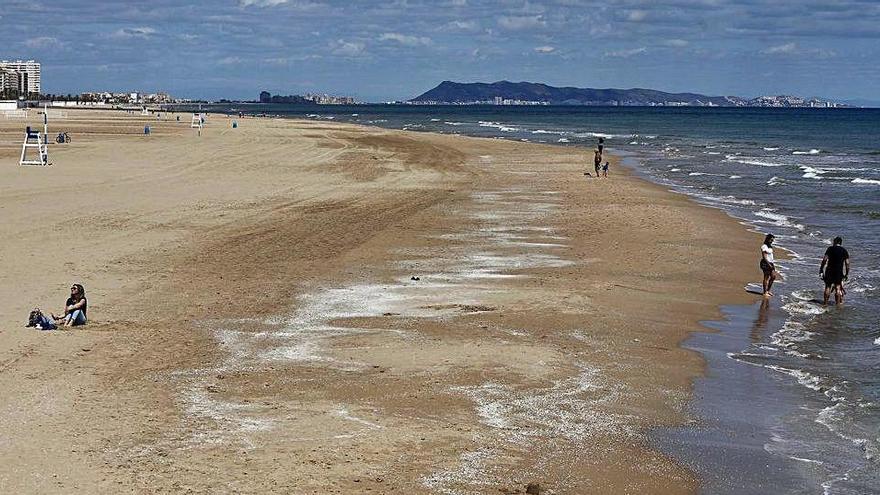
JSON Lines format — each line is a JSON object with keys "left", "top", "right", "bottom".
{"left": 2, "top": 0, "right": 879, "bottom": 103}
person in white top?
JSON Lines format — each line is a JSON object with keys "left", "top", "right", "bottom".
{"left": 759, "top": 234, "right": 778, "bottom": 296}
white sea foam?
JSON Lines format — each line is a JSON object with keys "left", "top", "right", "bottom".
{"left": 478, "top": 121, "right": 518, "bottom": 132}
{"left": 669, "top": 168, "right": 681, "bottom": 172}
{"left": 782, "top": 300, "right": 827, "bottom": 316}
{"left": 852, "top": 178, "right": 880, "bottom": 185}
{"left": 874, "top": 337, "right": 880, "bottom": 346}
{"left": 698, "top": 194, "right": 757, "bottom": 206}
{"left": 765, "top": 365, "right": 824, "bottom": 391}
{"left": 754, "top": 210, "right": 805, "bottom": 231}
{"left": 557, "top": 138, "right": 569, "bottom": 143}
{"left": 729, "top": 175, "right": 742, "bottom": 179}
{"left": 764, "top": 147, "right": 780, "bottom": 151}
{"left": 444, "top": 121, "right": 466, "bottom": 126}
{"left": 793, "top": 149, "right": 821, "bottom": 155}
{"left": 767, "top": 176, "right": 785, "bottom": 186}
{"left": 730, "top": 158, "right": 785, "bottom": 167}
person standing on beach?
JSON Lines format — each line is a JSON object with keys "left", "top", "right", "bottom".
{"left": 760, "top": 234, "right": 778, "bottom": 296}
{"left": 598, "top": 137, "right": 605, "bottom": 155}
{"left": 820, "top": 236, "right": 850, "bottom": 305}
{"left": 602, "top": 161, "right": 609, "bottom": 178}
{"left": 594, "top": 149, "right": 602, "bottom": 177}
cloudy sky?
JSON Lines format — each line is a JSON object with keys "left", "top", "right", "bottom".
{"left": 2, "top": 0, "right": 879, "bottom": 102}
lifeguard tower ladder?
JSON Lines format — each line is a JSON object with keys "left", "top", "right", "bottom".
{"left": 19, "top": 113, "right": 50, "bottom": 166}
{"left": 190, "top": 113, "right": 203, "bottom": 129}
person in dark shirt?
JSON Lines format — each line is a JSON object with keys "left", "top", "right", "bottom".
{"left": 53, "top": 283, "right": 88, "bottom": 326}
{"left": 820, "top": 237, "right": 850, "bottom": 305}
{"left": 598, "top": 137, "right": 605, "bottom": 155}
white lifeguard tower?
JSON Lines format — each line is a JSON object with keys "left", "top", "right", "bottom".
{"left": 19, "top": 113, "right": 50, "bottom": 166}
{"left": 190, "top": 113, "right": 203, "bottom": 129}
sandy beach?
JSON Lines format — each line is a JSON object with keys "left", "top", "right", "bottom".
{"left": 0, "top": 108, "right": 760, "bottom": 494}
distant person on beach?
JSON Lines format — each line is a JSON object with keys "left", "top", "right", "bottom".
{"left": 760, "top": 234, "right": 778, "bottom": 296}
{"left": 598, "top": 137, "right": 605, "bottom": 155}
{"left": 52, "top": 283, "right": 88, "bottom": 327}
{"left": 602, "top": 161, "right": 609, "bottom": 178}
{"left": 594, "top": 149, "right": 602, "bottom": 177}
{"left": 820, "top": 236, "right": 850, "bottom": 305}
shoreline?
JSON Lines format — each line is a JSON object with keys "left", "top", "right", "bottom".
{"left": 0, "top": 108, "right": 761, "bottom": 493}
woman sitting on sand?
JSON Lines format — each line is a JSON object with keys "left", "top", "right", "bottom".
{"left": 52, "top": 283, "right": 88, "bottom": 327}
{"left": 760, "top": 234, "right": 778, "bottom": 297}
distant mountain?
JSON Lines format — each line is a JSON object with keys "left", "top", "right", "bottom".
{"left": 410, "top": 81, "right": 846, "bottom": 108}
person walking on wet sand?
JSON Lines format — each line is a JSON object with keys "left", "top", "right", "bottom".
{"left": 760, "top": 234, "right": 779, "bottom": 297}
{"left": 593, "top": 149, "right": 602, "bottom": 177}
{"left": 820, "top": 236, "right": 850, "bottom": 305}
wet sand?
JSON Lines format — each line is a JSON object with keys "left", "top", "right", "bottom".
{"left": 0, "top": 108, "right": 759, "bottom": 493}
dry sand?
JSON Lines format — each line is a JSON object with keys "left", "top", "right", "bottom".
{"left": 0, "top": 108, "right": 759, "bottom": 494}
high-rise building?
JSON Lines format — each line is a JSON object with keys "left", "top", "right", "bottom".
{"left": 0, "top": 60, "right": 41, "bottom": 94}
{"left": 0, "top": 69, "right": 20, "bottom": 93}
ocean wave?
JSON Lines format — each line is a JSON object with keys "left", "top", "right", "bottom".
{"left": 765, "top": 365, "right": 824, "bottom": 391}
{"left": 767, "top": 176, "right": 785, "bottom": 186}
{"left": 669, "top": 168, "right": 681, "bottom": 172}
{"left": 531, "top": 129, "right": 564, "bottom": 135}
{"left": 478, "top": 121, "right": 519, "bottom": 132}
{"left": 875, "top": 337, "right": 880, "bottom": 346}
{"left": 731, "top": 158, "right": 786, "bottom": 167}
{"left": 782, "top": 300, "right": 827, "bottom": 315}
{"left": 696, "top": 194, "right": 757, "bottom": 206}
{"left": 444, "top": 121, "right": 466, "bottom": 126}
{"left": 754, "top": 210, "right": 805, "bottom": 231}
{"left": 800, "top": 166, "right": 866, "bottom": 181}
{"left": 729, "top": 175, "right": 742, "bottom": 179}
{"left": 557, "top": 138, "right": 569, "bottom": 143}
{"left": 763, "top": 147, "right": 780, "bottom": 151}
{"left": 793, "top": 149, "right": 821, "bottom": 155}
{"left": 801, "top": 166, "right": 824, "bottom": 179}
{"left": 572, "top": 132, "right": 632, "bottom": 139}
{"left": 852, "top": 178, "right": 880, "bottom": 185}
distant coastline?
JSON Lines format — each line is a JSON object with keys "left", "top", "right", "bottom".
{"left": 407, "top": 80, "right": 850, "bottom": 108}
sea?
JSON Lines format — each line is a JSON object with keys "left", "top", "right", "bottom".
{"left": 191, "top": 103, "right": 879, "bottom": 494}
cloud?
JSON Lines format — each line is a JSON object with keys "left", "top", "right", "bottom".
{"left": 534, "top": 45, "right": 555, "bottom": 53}
{"left": 626, "top": 10, "right": 647, "bottom": 22}
{"left": 762, "top": 42, "right": 798, "bottom": 55}
{"left": 217, "top": 56, "right": 244, "bottom": 66}
{"left": 239, "top": 0, "right": 287, "bottom": 6}
{"left": 761, "top": 42, "right": 836, "bottom": 57}
{"left": 443, "top": 20, "right": 479, "bottom": 31}
{"left": 331, "top": 39, "right": 366, "bottom": 57}
{"left": 378, "top": 33, "right": 432, "bottom": 46}
{"left": 604, "top": 47, "right": 647, "bottom": 58}
{"left": 498, "top": 15, "right": 545, "bottom": 30}
{"left": 111, "top": 26, "right": 157, "bottom": 39}
{"left": 23, "top": 36, "right": 62, "bottom": 49}
{"left": 663, "top": 39, "right": 689, "bottom": 47}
